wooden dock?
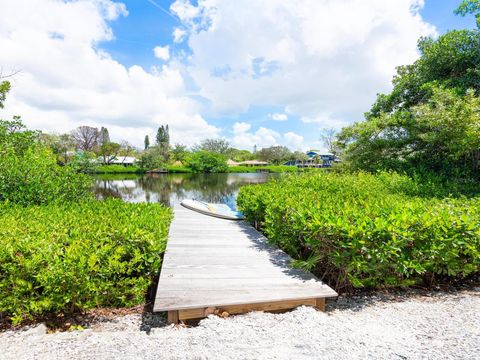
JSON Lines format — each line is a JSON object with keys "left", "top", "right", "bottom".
{"left": 154, "top": 205, "right": 338, "bottom": 323}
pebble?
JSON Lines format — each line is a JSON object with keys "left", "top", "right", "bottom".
{"left": 0, "top": 290, "right": 479, "bottom": 360}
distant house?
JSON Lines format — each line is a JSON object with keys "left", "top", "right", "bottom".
{"left": 109, "top": 156, "right": 137, "bottom": 166}
{"left": 284, "top": 150, "right": 336, "bottom": 168}
{"left": 238, "top": 160, "right": 270, "bottom": 167}
{"left": 227, "top": 159, "right": 240, "bottom": 166}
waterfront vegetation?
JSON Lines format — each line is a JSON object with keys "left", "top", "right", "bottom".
{"left": 237, "top": 172, "right": 480, "bottom": 290}
{"left": 1, "top": 1, "right": 480, "bottom": 326}
{"left": 0, "top": 115, "right": 172, "bottom": 325}
{"left": 0, "top": 200, "right": 171, "bottom": 324}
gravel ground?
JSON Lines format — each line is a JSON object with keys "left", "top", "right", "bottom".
{"left": 1, "top": 289, "right": 479, "bottom": 360}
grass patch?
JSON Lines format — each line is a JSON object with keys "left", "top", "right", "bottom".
{"left": 94, "top": 165, "right": 145, "bottom": 174}
{"left": 166, "top": 165, "right": 193, "bottom": 173}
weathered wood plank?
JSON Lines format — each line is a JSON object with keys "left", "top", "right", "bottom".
{"left": 153, "top": 205, "right": 338, "bottom": 315}
{"left": 178, "top": 298, "right": 317, "bottom": 321}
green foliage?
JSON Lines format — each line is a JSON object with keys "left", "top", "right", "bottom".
{"left": 186, "top": 151, "right": 228, "bottom": 173}
{"left": 0, "top": 80, "right": 11, "bottom": 108}
{"left": 226, "top": 148, "right": 254, "bottom": 162}
{"left": 192, "top": 138, "right": 231, "bottom": 154}
{"left": 339, "top": 27, "right": 480, "bottom": 179}
{"left": 256, "top": 146, "right": 292, "bottom": 165}
{"left": 94, "top": 165, "right": 144, "bottom": 174}
{"left": 144, "top": 135, "right": 150, "bottom": 150}
{"left": 99, "top": 127, "right": 110, "bottom": 146}
{"left": 237, "top": 172, "right": 480, "bottom": 291}
{"left": 139, "top": 146, "right": 167, "bottom": 170}
{"left": 41, "top": 133, "right": 76, "bottom": 164}
{"left": 156, "top": 125, "right": 169, "bottom": 148}
{"left": 98, "top": 142, "right": 121, "bottom": 164}
{"left": 170, "top": 143, "right": 189, "bottom": 162}
{"left": 455, "top": 0, "right": 480, "bottom": 27}
{"left": 339, "top": 87, "right": 480, "bottom": 178}
{"left": 366, "top": 30, "right": 480, "bottom": 118}
{"left": 0, "top": 200, "right": 172, "bottom": 324}
{"left": 0, "top": 119, "right": 92, "bottom": 205}
{"left": 69, "top": 151, "right": 98, "bottom": 174}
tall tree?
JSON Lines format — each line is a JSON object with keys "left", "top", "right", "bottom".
{"left": 144, "top": 135, "right": 150, "bottom": 150}
{"left": 99, "top": 127, "right": 110, "bottom": 146}
{"left": 71, "top": 126, "right": 99, "bottom": 152}
{"left": 193, "top": 138, "right": 231, "bottom": 154}
{"left": 319, "top": 128, "right": 338, "bottom": 154}
{"left": 156, "top": 125, "right": 170, "bottom": 148}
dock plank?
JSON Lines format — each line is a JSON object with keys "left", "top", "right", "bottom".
{"left": 154, "top": 205, "right": 337, "bottom": 321}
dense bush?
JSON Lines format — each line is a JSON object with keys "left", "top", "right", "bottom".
{"left": 186, "top": 151, "right": 228, "bottom": 173}
{"left": 237, "top": 172, "right": 480, "bottom": 291}
{"left": 0, "top": 119, "right": 92, "bottom": 205}
{"left": 0, "top": 199, "right": 172, "bottom": 324}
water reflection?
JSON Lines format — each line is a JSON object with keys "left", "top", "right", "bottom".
{"left": 93, "top": 172, "right": 278, "bottom": 208}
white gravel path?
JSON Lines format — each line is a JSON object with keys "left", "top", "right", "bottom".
{"left": 1, "top": 289, "right": 479, "bottom": 360}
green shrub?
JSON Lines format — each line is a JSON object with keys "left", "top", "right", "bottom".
{"left": 186, "top": 151, "right": 228, "bottom": 173}
{"left": 0, "top": 119, "right": 92, "bottom": 205}
{"left": 237, "top": 172, "right": 480, "bottom": 291}
{"left": 95, "top": 165, "right": 144, "bottom": 174}
{"left": 0, "top": 199, "right": 172, "bottom": 324}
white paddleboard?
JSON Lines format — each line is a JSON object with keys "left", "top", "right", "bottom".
{"left": 180, "top": 199, "right": 244, "bottom": 220}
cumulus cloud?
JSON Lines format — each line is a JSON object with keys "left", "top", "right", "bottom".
{"left": 268, "top": 113, "right": 288, "bottom": 121}
{"left": 0, "top": 0, "right": 219, "bottom": 147}
{"left": 283, "top": 131, "right": 304, "bottom": 150}
{"left": 231, "top": 121, "right": 304, "bottom": 151}
{"left": 0, "top": 0, "right": 439, "bottom": 151}
{"left": 153, "top": 45, "right": 170, "bottom": 61}
{"left": 171, "top": 0, "right": 436, "bottom": 126}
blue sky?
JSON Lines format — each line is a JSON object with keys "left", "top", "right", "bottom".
{"left": 0, "top": 0, "right": 477, "bottom": 151}
{"left": 102, "top": 0, "right": 476, "bottom": 69}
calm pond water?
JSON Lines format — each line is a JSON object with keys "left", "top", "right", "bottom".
{"left": 93, "top": 172, "right": 279, "bottom": 208}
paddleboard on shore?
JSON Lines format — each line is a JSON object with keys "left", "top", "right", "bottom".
{"left": 180, "top": 199, "right": 244, "bottom": 220}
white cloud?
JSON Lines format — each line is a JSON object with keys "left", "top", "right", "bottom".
{"left": 268, "top": 112, "right": 288, "bottom": 121}
{"left": 283, "top": 131, "right": 304, "bottom": 150}
{"left": 171, "top": 0, "right": 436, "bottom": 126}
{"left": 233, "top": 121, "right": 251, "bottom": 134}
{"left": 0, "top": 0, "right": 219, "bottom": 147}
{"left": 231, "top": 122, "right": 303, "bottom": 151}
{"left": 172, "top": 27, "right": 187, "bottom": 43}
{"left": 231, "top": 122, "right": 280, "bottom": 150}
{"left": 153, "top": 45, "right": 170, "bottom": 61}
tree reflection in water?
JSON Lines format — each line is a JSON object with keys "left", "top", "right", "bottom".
{"left": 93, "top": 173, "right": 278, "bottom": 208}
